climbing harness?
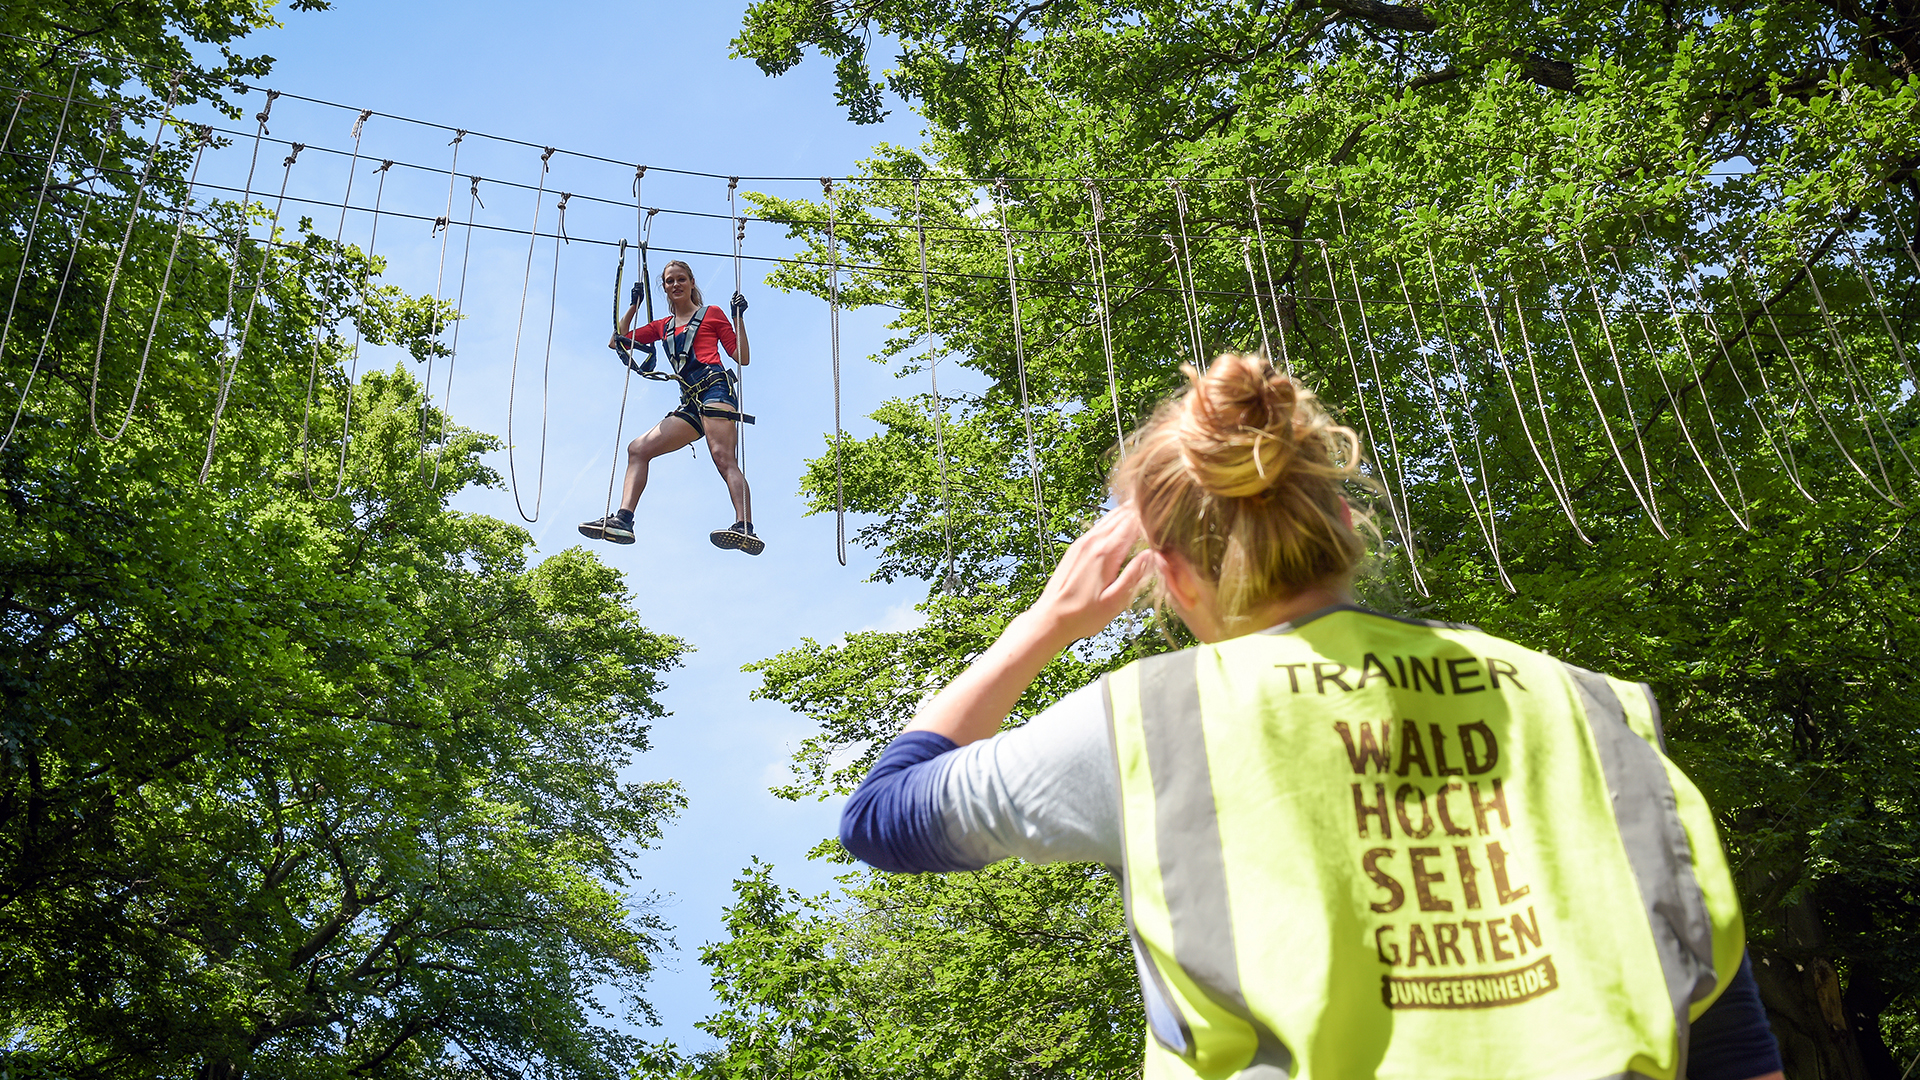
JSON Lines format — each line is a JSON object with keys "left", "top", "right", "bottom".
{"left": 993, "top": 178, "right": 1049, "bottom": 558}
{"left": 506, "top": 147, "right": 557, "bottom": 522}
{"left": 914, "top": 178, "right": 958, "bottom": 588}
{"left": 89, "top": 74, "right": 181, "bottom": 441}
{"left": 1083, "top": 181, "right": 1126, "bottom": 461}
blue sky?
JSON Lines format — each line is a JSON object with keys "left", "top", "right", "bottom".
{"left": 189, "top": 0, "right": 969, "bottom": 1049}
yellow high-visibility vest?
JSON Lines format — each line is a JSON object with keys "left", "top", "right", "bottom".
{"left": 1104, "top": 606, "right": 1744, "bottom": 1080}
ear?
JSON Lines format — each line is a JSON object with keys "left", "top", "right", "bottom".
{"left": 1157, "top": 549, "right": 1203, "bottom": 612}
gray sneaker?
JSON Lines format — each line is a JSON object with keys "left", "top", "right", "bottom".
{"left": 580, "top": 514, "right": 636, "bottom": 545}
{"left": 709, "top": 521, "right": 764, "bottom": 556}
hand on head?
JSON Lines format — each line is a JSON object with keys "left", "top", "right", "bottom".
{"left": 1027, "top": 507, "right": 1155, "bottom": 646}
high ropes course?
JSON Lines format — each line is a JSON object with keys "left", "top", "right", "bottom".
{"left": 4, "top": 37, "right": 1918, "bottom": 589}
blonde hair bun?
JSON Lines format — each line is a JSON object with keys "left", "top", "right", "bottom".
{"left": 1176, "top": 353, "right": 1307, "bottom": 499}
{"left": 1112, "top": 352, "right": 1367, "bottom": 627}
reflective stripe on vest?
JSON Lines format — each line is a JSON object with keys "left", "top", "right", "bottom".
{"left": 1105, "top": 607, "right": 1742, "bottom": 1080}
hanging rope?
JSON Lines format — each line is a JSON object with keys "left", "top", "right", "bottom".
{"left": 195, "top": 88, "right": 277, "bottom": 483}
{"left": 1663, "top": 237, "right": 1813, "bottom": 503}
{"left": 1569, "top": 242, "right": 1668, "bottom": 535}
{"left": 604, "top": 238, "right": 635, "bottom": 521}
{"left": 88, "top": 74, "right": 180, "bottom": 440}
{"left": 0, "top": 90, "right": 27, "bottom": 158}
{"left": 1241, "top": 239, "right": 1274, "bottom": 362}
{"left": 1246, "top": 180, "right": 1292, "bottom": 377}
{"left": 1083, "top": 181, "right": 1126, "bottom": 461}
{"left": 1455, "top": 260, "right": 1587, "bottom": 542}
{"left": 515, "top": 190, "right": 568, "bottom": 516}
{"left": 1599, "top": 242, "right": 1750, "bottom": 530}
{"left": 1730, "top": 249, "right": 1896, "bottom": 505}
{"left": 603, "top": 170, "right": 647, "bottom": 523}
{"left": 506, "top": 147, "right": 557, "bottom": 523}
{"left": 1390, "top": 249, "right": 1513, "bottom": 593}
{"left": 417, "top": 129, "right": 464, "bottom": 479}
{"left": 429, "top": 176, "right": 482, "bottom": 490}
{"left": 1, "top": 107, "right": 120, "bottom": 452}
{"left": 325, "top": 157, "right": 390, "bottom": 498}
{"left": 824, "top": 176, "right": 846, "bottom": 566}
{"left": 1802, "top": 253, "right": 1917, "bottom": 480}
{"left": 994, "top": 178, "right": 1049, "bottom": 559}
{"left": 913, "top": 178, "right": 958, "bottom": 588}
{"left": 1540, "top": 256, "right": 1669, "bottom": 535}
{"left": 0, "top": 62, "right": 84, "bottom": 451}
{"left": 1335, "top": 243, "right": 1431, "bottom": 595}
{"left": 1839, "top": 230, "right": 1918, "bottom": 386}
{"left": 729, "top": 175, "right": 747, "bottom": 473}
{"left": 301, "top": 107, "right": 370, "bottom": 491}
{"left": 99, "top": 124, "right": 210, "bottom": 444}
{"left": 1167, "top": 180, "right": 1206, "bottom": 368}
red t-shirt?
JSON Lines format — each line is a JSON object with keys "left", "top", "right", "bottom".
{"left": 628, "top": 306, "right": 737, "bottom": 368}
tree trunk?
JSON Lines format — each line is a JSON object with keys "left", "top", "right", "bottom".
{"left": 1750, "top": 947, "right": 1895, "bottom": 1080}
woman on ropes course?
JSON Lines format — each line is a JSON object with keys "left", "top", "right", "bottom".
{"left": 838, "top": 353, "right": 1782, "bottom": 1080}
{"left": 578, "top": 260, "right": 762, "bottom": 554}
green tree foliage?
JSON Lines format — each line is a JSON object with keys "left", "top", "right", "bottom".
{"left": 705, "top": 0, "right": 1920, "bottom": 1077}
{"left": 655, "top": 859, "right": 1139, "bottom": 1080}
{"left": 2, "top": 5, "right": 687, "bottom": 1076}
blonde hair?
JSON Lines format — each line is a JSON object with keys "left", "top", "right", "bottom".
{"left": 661, "top": 260, "right": 705, "bottom": 310}
{"left": 1111, "top": 353, "right": 1367, "bottom": 629}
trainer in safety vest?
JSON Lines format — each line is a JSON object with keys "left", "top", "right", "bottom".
{"left": 1103, "top": 605, "right": 1743, "bottom": 1080}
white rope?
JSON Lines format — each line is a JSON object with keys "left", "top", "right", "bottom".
{"left": 1541, "top": 257, "right": 1669, "bottom": 535}
{"left": 326, "top": 157, "right": 391, "bottom": 498}
{"left": 418, "top": 129, "right": 464, "bottom": 479}
{"left": 0, "top": 63, "right": 84, "bottom": 453}
{"left": 914, "top": 178, "right": 958, "bottom": 589}
{"left": 1366, "top": 241, "right": 1508, "bottom": 592}
{"left": 100, "top": 126, "right": 210, "bottom": 445}
{"left": 89, "top": 74, "right": 181, "bottom": 440}
{"left": 824, "top": 177, "right": 846, "bottom": 566}
{"left": 1450, "top": 255, "right": 1588, "bottom": 543}
{"left": 1731, "top": 249, "right": 1896, "bottom": 505}
{"left": 430, "top": 176, "right": 481, "bottom": 490}
{"left": 728, "top": 177, "right": 748, "bottom": 472}
{"left": 2, "top": 106, "right": 120, "bottom": 452}
{"left": 1083, "top": 181, "right": 1125, "bottom": 460}
{"left": 1246, "top": 180, "right": 1292, "bottom": 377}
{"left": 201, "top": 133, "right": 302, "bottom": 485}
{"left": 1802, "top": 252, "right": 1916, "bottom": 482}
{"left": 994, "top": 178, "right": 1049, "bottom": 558}
{"left": 1571, "top": 241, "right": 1668, "bottom": 535}
{"left": 1591, "top": 240, "right": 1750, "bottom": 530}
{"left": 1338, "top": 246, "right": 1431, "bottom": 595}
{"left": 1167, "top": 180, "right": 1206, "bottom": 368}
{"left": 1667, "top": 247, "right": 1814, "bottom": 503}
{"left": 301, "top": 106, "right": 369, "bottom": 491}
{"left": 506, "top": 147, "right": 556, "bottom": 522}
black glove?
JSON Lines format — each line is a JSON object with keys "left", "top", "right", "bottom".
{"left": 629, "top": 279, "right": 646, "bottom": 308}
{"left": 730, "top": 291, "right": 748, "bottom": 320}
